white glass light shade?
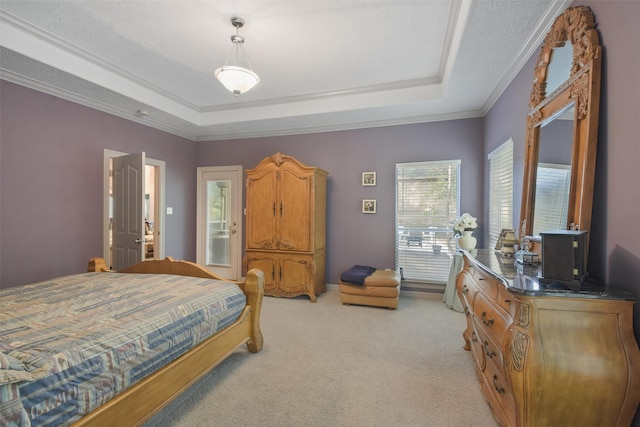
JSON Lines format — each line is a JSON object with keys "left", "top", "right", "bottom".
{"left": 215, "top": 65, "right": 259, "bottom": 95}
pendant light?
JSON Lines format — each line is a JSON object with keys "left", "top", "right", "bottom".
{"left": 215, "top": 17, "right": 259, "bottom": 95}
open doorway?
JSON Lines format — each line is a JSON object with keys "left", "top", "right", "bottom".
{"left": 143, "top": 163, "right": 158, "bottom": 260}
{"left": 104, "top": 149, "right": 165, "bottom": 269}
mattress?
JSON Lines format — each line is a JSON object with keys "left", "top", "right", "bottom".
{"left": 0, "top": 272, "right": 246, "bottom": 427}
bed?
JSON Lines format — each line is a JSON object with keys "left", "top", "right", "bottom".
{"left": 0, "top": 257, "right": 264, "bottom": 427}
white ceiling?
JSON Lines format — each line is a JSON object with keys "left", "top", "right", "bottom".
{"left": 0, "top": 1, "right": 570, "bottom": 142}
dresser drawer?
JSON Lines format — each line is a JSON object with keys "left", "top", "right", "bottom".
{"left": 472, "top": 291, "right": 510, "bottom": 346}
{"left": 496, "top": 283, "right": 517, "bottom": 319}
{"left": 481, "top": 356, "right": 516, "bottom": 427}
{"left": 457, "top": 270, "right": 479, "bottom": 307}
{"left": 473, "top": 319, "right": 504, "bottom": 367}
{"left": 468, "top": 262, "right": 500, "bottom": 300}
{"left": 468, "top": 326, "right": 486, "bottom": 371}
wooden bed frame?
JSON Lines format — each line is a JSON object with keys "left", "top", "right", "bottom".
{"left": 74, "top": 256, "right": 265, "bottom": 426}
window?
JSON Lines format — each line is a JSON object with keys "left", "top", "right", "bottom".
{"left": 396, "top": 160, "right": 460, "bottom": 283}
{"left": 488, "top": 139, "right": 514, "bottom": 250}
{"left": 532, "top": 163, "right": 571, "bottom": 235}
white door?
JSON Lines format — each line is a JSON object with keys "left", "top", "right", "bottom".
{"left": 112, "top": 152, "right": 146, "bottom": 270}
{"left": 197, "top": 166, "right": 242, "bottom": 280}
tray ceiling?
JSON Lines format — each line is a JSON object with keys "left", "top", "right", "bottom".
{"left": 0, "top": 1, "right": 570, "bottom": 141}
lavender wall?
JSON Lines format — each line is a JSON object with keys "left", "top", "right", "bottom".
{"left": 0, "top": 83, "right": 484, "bottom": 289}
{"left": 0, "top": 82, "right": 198, "bottom": 287}
{"left": 483, "top": 53, "right": 533, "bottom": 237}
{"left": 196, "top": 120, "right": 485, "bottom": 286}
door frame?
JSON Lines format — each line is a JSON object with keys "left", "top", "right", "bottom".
{"left": 196, "top": 165, "right": 243, "bottom": 280}
{"left": 103, "top": 149, "right": 165, "bottom": 268}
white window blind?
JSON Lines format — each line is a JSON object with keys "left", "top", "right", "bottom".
{"left": 532, "top": 163, "right": 571, "bottom": 235}
{"left": 488, "top": 139, "right": 514, "bottom": 250}
{"left": 396, "top": 160, "right": 460, "bottom": 283}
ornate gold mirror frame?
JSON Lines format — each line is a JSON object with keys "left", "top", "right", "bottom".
{"left": 520, "top": 6, "right": 601, "bottom": 256}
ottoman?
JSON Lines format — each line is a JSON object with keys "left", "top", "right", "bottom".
{"left": 339, "top": 269, "right": 401, "bottom": 309}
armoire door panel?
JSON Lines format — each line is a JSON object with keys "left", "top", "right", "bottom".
{"left": 246, "top": 169, "right": 278, "bottom": 249}
{"left": 278, "top": 167, "right": 311, "bottom": 251}
{"left": 245, "top": 254, "right": 276, "bottom": 292}
{"left": 279, "top": 256, "right": 311, "bottom": 294}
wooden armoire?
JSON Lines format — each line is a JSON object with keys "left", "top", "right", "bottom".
{"left": 244, "top": 153, "right": 328, "bottom": 302}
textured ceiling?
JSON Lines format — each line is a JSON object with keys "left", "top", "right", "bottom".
{"left": 0, "top": 1, "right": 570, "bottom": 141}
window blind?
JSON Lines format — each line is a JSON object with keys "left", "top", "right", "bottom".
{"left": 532, "top": 163, "right": 571, "bottom": 235}
{"left": 488, "top": 139, "right": 514, "bottom": 250}
{"left": 395, "top": 160, "right": 460, "bottom": 283}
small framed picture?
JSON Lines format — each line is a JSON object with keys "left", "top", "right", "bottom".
{"left": 362, "top": 199, "right": 376, "bottom": 214}
{"left": 362, "top": 172, "right": 376, "bottom": 186}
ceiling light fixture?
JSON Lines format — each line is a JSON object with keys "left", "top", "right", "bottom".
{"left": 215, "top": 17, "right": 259, "bottom": 95}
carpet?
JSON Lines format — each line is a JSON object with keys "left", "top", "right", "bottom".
{"left": 144, "top": 286, "right": 497, "bottom": 427}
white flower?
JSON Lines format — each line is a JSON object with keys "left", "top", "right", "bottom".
{"left": 452, "top": 213, "right": 477, "bottom": 235}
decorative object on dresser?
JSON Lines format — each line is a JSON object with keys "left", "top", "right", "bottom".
{"left": 539, "top": 230, "right": 588, "bottom": 286}
{"left": 244, "top": 152, "right": 328, "bottom": 302}
{"left": 456, "top": 250, "right": 640, "bottom": 427}
{"left": 495, "top": 228, "right": 516, "bottom": 251}
{"left": 453, "top": 212, "right": 478, "bottom": 250}
{"left": 498, "top": 230, "right": 518, "bottom": 257}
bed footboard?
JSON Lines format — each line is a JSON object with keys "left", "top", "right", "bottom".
{"left": 237, "top": 268, "right": 265, "bottom": 353}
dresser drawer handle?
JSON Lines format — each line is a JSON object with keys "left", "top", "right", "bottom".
{"left": 483, "top": 341, "right": 496, "bottom": 359}
{"left": 504, "top": 299, "right": 512, "bottom": 304}
{"left": 471, "top": 332, "right": 478, "bottom": 343}
{"left": 493, "top": 374, "right": 505, "bottom": 394}
{"left": 482, "top": 312, "right": 495, "bottom": 326}
{"left": 462, "top": 284, "right": 469, "bottom": 293}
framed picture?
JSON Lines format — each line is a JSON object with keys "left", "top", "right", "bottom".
{"left": 495, "top": 228, "right": 516, "bottom": 250}
{"left": 362, "top": 199, "right": 376, "bottom": 214}
{"left": 362, "top": 172, "right": 376, "bottom": 186}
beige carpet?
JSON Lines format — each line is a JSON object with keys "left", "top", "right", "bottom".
{"left": 144, "top": 286, "right": 498, "bottom": 427}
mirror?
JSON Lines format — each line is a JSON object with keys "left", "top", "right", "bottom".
{"left": 520, "top": 6, "right": 601, "bottom": 258}
{"left": 532, "top": 102, "right": 574, "bottom": 235}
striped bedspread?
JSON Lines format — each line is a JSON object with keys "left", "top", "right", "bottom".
{"left": 0, "top": 272, "right": 246, "bottom": 427}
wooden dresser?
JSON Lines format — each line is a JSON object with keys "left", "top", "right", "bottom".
{"left": 244, "top": 153, "right": 328, "bottom": 302}
{"left": 456, "top": 250, "right": 640, "bottom": 426}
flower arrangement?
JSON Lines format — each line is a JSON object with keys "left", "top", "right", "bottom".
{"left": 452, "top": 213, "right": 477, "bottom": 236}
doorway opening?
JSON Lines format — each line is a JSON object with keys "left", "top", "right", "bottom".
{"left": 103, "top": 149, "right": 165, "bottom": 269}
